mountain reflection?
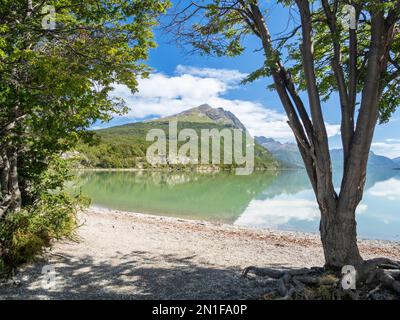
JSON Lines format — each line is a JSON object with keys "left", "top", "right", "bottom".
{"left": 235, "top": 169, "right": 400, "bottom": 239}
{"left": 72, "top": 168, "right": 400, "bottom": 240}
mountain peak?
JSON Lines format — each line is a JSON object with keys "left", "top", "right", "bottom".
{"left": 162, "top": 104, "right": 247, "bottom": 131}
{"left": 197, "top": 104, "right": 213, "bottom": 111}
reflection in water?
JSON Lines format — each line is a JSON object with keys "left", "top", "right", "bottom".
{"left": 72, "top": 170, "right": 278, "bottom": 223}
{"left": 235, "top": 195, "right": 320, "bottom": 227}
{"left": 236, "top": 190, "right": 368, "bottom": 230}
{"left": 368, "top": 178, "right": 400, "bottom": 200}
{"left": 72, "top": 169, "right": 400, "bottom": 240}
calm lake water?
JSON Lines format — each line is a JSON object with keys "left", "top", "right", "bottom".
{"left": 72, "top": 169, "right": 400, "bottom": 241}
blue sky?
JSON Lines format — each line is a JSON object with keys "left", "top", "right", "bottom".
{"left": 101, "top": 1, "right": 400, "bottom": 159}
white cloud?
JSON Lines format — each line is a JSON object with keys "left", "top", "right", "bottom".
{"left": 110, "top": 65, "right": 341, "bottom": 141}
{"left": 357, "top": 203, "right": 368, "bottom": 214}
{"left": 234, "top": 197, "right": 368, "bottom": 228}
{"left": 175, "top": 65, "right": 247, "bottom": 84}
{"left": 371, "top": 141, "right": 400, "bottom": 159}
{"left": 385, "top": 138, "right": 400, "bottom": 143}
{"left": 235, "top": 198, "right": 320, "bottom": 228}
{"left": 368, "top": 178, "right": 400, "bottom": 200}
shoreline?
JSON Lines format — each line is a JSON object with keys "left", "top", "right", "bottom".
{"left": 89, "top": 207, "right": 400, "bottom": 254}
{"left": 1, "top": 207, "right": 399, "bottom": 299}
{"left": 73, "top": 167, "right": 299, "bottom": 172}
{"left": 90, "top": 206, "right": 400, "bottom": 245}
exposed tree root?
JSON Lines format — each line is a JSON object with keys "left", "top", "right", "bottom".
{"left": 242, "top": 259, "right": 400, "bottom": 300}
{"left": 360, "top": 259, "right": 400, "bottom": 297}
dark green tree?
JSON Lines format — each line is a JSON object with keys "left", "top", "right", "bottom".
{"left": 0, "top": 0, "right": 170, "bottom": 216}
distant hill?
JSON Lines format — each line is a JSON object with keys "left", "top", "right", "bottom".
{"left": 76, "top": 105, "right": 280, "bottom": 170}
{"left": 256, "top": 136, "right": 398, "bottom": 170}
{"left": 393, "top": 157, "right": 400, "bottom": 166}
{"left": 255, "top": 137, "right": 304, "bottom": 168}
{"left": 330, "top": 149, "right": 398, "bottom": 169}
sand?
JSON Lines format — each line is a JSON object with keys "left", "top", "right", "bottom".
{"left": 0, "top": 208, "right": 399, "bottom": 300}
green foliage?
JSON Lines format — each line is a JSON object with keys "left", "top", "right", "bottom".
{"left": 0, "top": 1, "right": 168, "bottom": 270}
{"left": 0, "top": 156, "right": 89, "bottom": 273}
{"left": 1, "top": 0, "right": 170, "bottom": 202}
{"left": 277, "top": 1, "right": 400, "bottom": 122}
{"left": 75, "top": 121, "right": 280, "bottom": 170}
{"left": 174, "top": 1, "right": 400, "bottom": 123}
{"left": 187, "top": 3, "right": 250, "bottom": 57}
{"left": 20, "top": 155, "right": 76, "bottom": 205}
{"left": 0, "top": 192, "right": 88, "bottom": 272}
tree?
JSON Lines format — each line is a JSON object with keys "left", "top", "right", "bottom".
{"left": 167, "top": 0, "right": 400, "bottom": 273}
{"left": 0, "top": 0, "right": 170, "bottom": 217}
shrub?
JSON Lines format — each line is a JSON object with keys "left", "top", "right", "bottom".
{"left": 0, "top": 154, "right": 90, "bottom": 275}
{"left": 0, "top": 192, "right": 88, "bottom": 273}
{"left": 0, "top": 193, "right": 88, "bottom": 272}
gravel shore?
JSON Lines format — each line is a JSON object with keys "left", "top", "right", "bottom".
{"left": 1, "top": 208, "right": 399, "bottom": 300}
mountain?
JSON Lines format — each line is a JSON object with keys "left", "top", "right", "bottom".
{"left": 329, "top": 149, "right": 398, "bottom": 169}
{"left": 256, "top": 136, "right": 398, "bottom": 170}
{"left": 160, "top": 104, "right": 247, "bottom": 131}
{"left": 255, "top": 137, "right": 304, "bottom": 168}
{"left": 393, "top": 157, "right": 400, "bottom": 166}
{"left": 75, "top": 105, "right": 280, "bottom": 170}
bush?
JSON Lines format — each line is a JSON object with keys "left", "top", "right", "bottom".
{"left": 0, "top": 192, "right": 88, "bottom": 273}
{"left": 0, "top": 152, "right": 91, "bottom": 277}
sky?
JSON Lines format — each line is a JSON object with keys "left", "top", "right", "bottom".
{"left": 97, "top": 1, "right": 400, "bottom": 159}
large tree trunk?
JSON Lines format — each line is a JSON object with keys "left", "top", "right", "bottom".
{"left": 320, "top": 207, "right": 363, "bottom": 269}
{"left": 0, "top": 148, "right": 22, "bottom": 217}
{"left": 317, "top": 148, "right": 369, "bottom": 269}
{"left": 1, "top": 103, "right": 24, "bottom": 216}
{"left": 234, "top": 1, "right": 399, "bottom": 286}
{"left": 249, "top": 1, "right": 364, "bottom": 270}
{"left": 313, "top": 172, "right": 364, "bottom": 270}
{"left": 8, "top": 149, "right": 22, "bottom": 212}
{"left": 0, "top": 152, "right": 11, "bottom": 218}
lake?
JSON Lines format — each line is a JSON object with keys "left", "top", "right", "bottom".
{"left": 71, "top": 169, "right": 400, "bottom": 241}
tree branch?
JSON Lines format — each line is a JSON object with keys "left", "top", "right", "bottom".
{"left": 295, "top": 0, "right": 336, "bottom": 206}
{"left": 321, "top": 0, "right": 354, "bottom": 164}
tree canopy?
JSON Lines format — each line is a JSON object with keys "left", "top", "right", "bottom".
{"left": 168, "top": 1, "right": 399, "bottom": 123}
{"left": 0, "top": 0, "right": 170, "bottom": 213}
{"left": 0, "top": 0, "right": 169, "bottom": 270}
